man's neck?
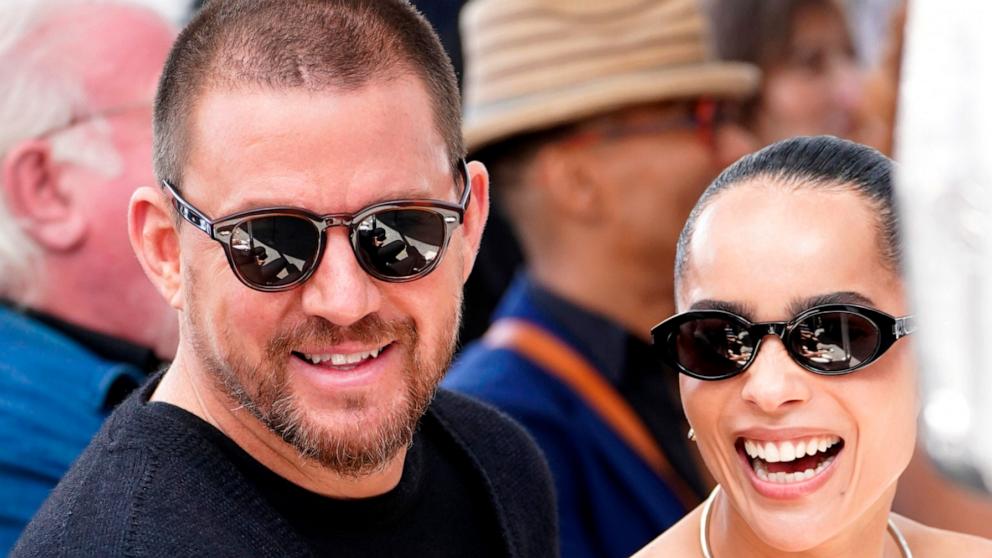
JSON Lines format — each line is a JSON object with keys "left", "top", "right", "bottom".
{"left": 152, "top": 347, "right": 407, "bottom": 499}
{"left": 33, "top": 258, "right": 178, "bottom": 360}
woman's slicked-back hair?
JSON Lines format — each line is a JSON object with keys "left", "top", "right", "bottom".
{"left": 674, "top": 135, "right": 900, "bottom": 288}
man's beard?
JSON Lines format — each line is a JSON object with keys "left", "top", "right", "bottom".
{"left": 185, "top": 285, "right": 460, "bottom": 478}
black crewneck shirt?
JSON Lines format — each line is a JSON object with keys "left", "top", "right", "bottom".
{"left": 13, "top": 374, "right": 557, "bottom": 557}
{"left": 181, "top": 398, "right": 505, "bottom": 555}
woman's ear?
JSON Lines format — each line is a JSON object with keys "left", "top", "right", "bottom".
{"left": 129, "top": 186, "right": 184, "bottom": 310}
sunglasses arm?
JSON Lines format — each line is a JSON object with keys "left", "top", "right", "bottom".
{"left": 894, "top": 315, "right": 917, "bottom": 339}
{"left": 456, "top": 159, "right": 472, "bottom": 217}
{"left": 161, "top": 179, "right": 217, "bottom": 238}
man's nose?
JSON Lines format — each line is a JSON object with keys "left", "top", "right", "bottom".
{"left": 298, "top": 230, "right": 382, "bottom": 327}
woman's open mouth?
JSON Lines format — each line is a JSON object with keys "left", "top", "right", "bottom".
{"left": 737, "top": 435, "right": 844, "bottom": 485}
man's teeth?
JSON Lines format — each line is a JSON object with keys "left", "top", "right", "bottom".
{"left": 743, "top": 435, "right": 841, "bottom": 463}
{"left": 753, "top": 455, "right": 836, "bottom": 484}
{"left": 302, "top": 347, "right": 382, "bottom": 366}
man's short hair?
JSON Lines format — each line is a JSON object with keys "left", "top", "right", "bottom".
{"left": 154, "top": 0, "right": 463, "bottom": 186}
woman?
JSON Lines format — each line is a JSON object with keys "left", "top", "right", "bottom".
{"left": 635, "top": 136, "right": 992, "bottom": 556}
{"left": 706, "top": 0, "right": 884, "bottom": 148}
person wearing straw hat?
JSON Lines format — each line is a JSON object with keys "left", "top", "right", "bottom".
{"left": 443, "top": 0, "right": 760, "bottom": 556}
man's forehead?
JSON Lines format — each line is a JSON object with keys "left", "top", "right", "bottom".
{"left": 182, "top": 83, "right": 452, "bottom": 214}
{"left": 187, "top": 80, "right": 444, "bottom": 159}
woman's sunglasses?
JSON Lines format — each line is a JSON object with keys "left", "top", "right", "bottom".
{"left": 161, "top": 160, "right": 470, "bottom": 292}
{"left": 651, "top": 304, "right": 916, "bottom": 381}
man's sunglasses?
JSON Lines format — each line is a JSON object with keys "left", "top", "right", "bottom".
{"left": 651, "top": 304, "right": 916, "bottom": 381}
{"left": 161, "top": 160, "right": 471, "bottom": 292}
{"left": 561, "top": 98, "right": 738, "bottom": 149}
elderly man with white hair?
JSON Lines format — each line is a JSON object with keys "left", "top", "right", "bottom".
{"left": 0, "top": 1, "right": 177, "bottom": 551}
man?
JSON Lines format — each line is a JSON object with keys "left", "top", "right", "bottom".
{"left": 443, "top": 1, "right": 760, "bottom": 556}
{"left": 14, "top": 1, "right": 556, "bottom": 556}
{"left": 0, "top": 2, "right": 178, "bottom": 552}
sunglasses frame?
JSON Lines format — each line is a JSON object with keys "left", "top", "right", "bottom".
{"left": 651, "top": 303, "right": 916, "bottom": 381}
{"left": 161, "top": 159, "right": 471, "bottom": 292}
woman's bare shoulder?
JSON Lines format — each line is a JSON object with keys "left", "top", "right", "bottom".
{"left": 631, "top": 505, "right": 703, "bottom": 557}
{"left": 893, "top": 513, "right": 992, "bottom": 556}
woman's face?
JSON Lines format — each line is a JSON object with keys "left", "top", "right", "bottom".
{"left": 678, "top": 182, "right": 917, "bottom": 552}
{"left": 755, "top": 3, "right": 867, "bottom": 144}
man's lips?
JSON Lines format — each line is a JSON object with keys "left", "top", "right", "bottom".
{"left": 291, "top": 341, "right": 393, "bottom": 370}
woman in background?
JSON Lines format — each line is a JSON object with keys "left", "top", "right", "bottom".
{"left": 706, "top": 0, "right": 885, "bottom": 148}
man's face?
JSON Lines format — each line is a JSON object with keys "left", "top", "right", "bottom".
{"left": 568, "top": 101, "right": 757, "bottom": 265}
{"left": 177, "top": 79, "right": 474, "bottom": 475}
{"left": 52, "top": 7, "right": 177, "bottom": 355}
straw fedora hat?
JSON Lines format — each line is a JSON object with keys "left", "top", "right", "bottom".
{"left": 461, "top": 0, "right": 760, "bottom": 152}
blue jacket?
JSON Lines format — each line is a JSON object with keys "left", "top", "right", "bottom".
{"left": 0, "top": 306, "right": 144, "bottom": 554}
{"left": 444, "top": 276, "right": 688, "bottom": 558}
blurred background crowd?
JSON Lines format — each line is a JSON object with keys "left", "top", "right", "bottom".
{"left": 1, "top": 0, "right": 989, "bottom": 556}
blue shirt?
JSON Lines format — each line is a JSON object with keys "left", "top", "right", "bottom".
{"left": 444, "top": 274, "right": 703, "bottom": 558}
{"left": 0, "top": 305, "right": 147, "bottom": 554}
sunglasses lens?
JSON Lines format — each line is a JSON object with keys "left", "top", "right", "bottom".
{"left": 669, "top": 316, "right": 754, "bottom": 379}
{"left": 790, "top": 311, "right": 881, "bottom": 372}
{"left": 228, "top": 216, "right": 320, "bottom": 288}
{"left": 355, "top": 209, "right": 447, "bottom": 279}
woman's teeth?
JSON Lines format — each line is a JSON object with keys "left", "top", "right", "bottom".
{"left": 743, "top": 435, "right": 841, "bottom": 463}
{"left": 742, "top": 435, "right": 842, "bottom": 484}
{"left": 753, "top": 455, "right": 836, "bottom": 484}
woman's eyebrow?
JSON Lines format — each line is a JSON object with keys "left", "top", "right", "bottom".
{"left": 788, "top": 291, "right": 876, "bottom": 315}
{"left": 688, "top": 299, "right": 755, "bottom": 320}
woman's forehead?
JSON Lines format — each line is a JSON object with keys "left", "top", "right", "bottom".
{"left": 679, "top": 184, "right": 895, "bottom": 315}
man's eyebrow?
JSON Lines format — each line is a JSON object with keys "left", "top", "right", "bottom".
{"left": 687, "top": 299, "right": 755, "bottom": 320}
{"left": 787, "top": 291, "right": 876, "bottom": 315}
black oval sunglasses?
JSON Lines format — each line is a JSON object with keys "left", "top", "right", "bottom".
{"left": 161, "top": 160, "right": 470, "bottom": 292}
{"left": 651, "top": 304, "right": 916, "bottom": 381}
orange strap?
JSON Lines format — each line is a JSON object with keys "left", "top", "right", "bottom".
{"left": 484, "top": 318, "right": 700, "bottom": 510}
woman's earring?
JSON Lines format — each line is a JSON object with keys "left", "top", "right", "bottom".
{"left": 687, "top": 428, "right": 696, "bottom": 442}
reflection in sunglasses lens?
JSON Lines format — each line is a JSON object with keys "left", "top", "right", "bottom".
{"left": 355, "top": 209, "right": 445, "bottom": 278}
{"left": 230, "top": 216, "right": 319, "bottom": 287}
{"left": 790, "top": 312, "right": 879, "bottom": 372}
{"left": 676, "top": 317, "right": 752, "bottom": 378}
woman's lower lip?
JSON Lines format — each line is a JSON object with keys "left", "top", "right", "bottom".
{"left": 737, "top": 445, "right": 841, "bottom": 500}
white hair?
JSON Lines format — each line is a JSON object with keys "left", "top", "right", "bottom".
{"left": 0, "top": 0, "right": 126, "bottom": 302}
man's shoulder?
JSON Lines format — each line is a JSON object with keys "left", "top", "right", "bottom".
{"left": 13, "top": 392, "right": 307, "bottom": 557}
{"left": 428, "top": 389, "right": 559, "bottom": 558}
{"left": 0, "top": 306, "right": 136, "bottom": 434}
{"left": 427, "top": 390, "right": 553, "bottom": 499}
{"left": 429, "top": 388, "right": 543, "bottom": 460}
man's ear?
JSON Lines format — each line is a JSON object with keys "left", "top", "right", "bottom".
{"left": 129, "top": 186, "right": 184, "bottom": 310}
{"left": 1, "top": 139, "right": 87, "bottom": 251}
{"left": 532, "top": 142, "right": 604, "bottom": 223}
{"left": 458, "top": 160, "right": 490, "bottom": 282}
